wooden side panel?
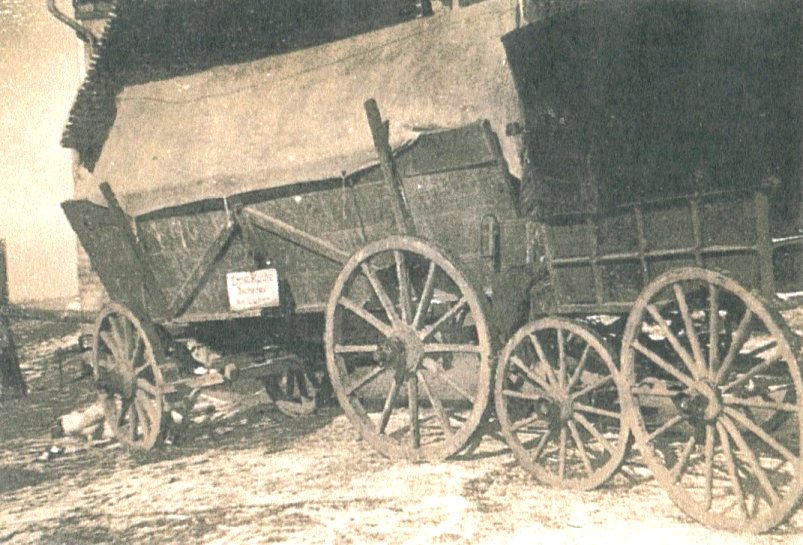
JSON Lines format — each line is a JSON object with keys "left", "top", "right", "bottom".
{"left": 61, "top": 200, "right": 148, "bottom": 311}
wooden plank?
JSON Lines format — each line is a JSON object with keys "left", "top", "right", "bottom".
{"left": 364, "top": 98, "right": 416, "bottom": 236}
{"left": 754, "top": 189, "right": 776, "bottom": 298}
{"left": 166, "top": 221, "right": 238, "bottom": 318}
{"left": 98, "top": 183, "right": 167, "bottom": 313}
{"left": 241, "top": 207, "right": 350, "bottom": 265}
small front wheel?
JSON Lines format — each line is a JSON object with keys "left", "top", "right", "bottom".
{"left": 92, "top": 303, "right": 165, "bottom": 450}
{"left": 495, "top": 318, "right": 630, "bottom": 490}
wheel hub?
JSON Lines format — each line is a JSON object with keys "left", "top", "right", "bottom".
{"left": 674, "top": 381, "right": 722, "bottom": 422}
{"left": 536, "top": 394, "right": 573, "bottom": 425}
{"left": 374, "top": 327, "right": 425, "bottom": 377}
{"left": 96, "top": 364, "right": 137, "bottom": 400}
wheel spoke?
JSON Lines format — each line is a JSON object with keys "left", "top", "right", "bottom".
{"left": 136, "top": 378, "right": 160, "bottom": 397}
{"left": 723, "top": 407, "right": 798, "bottom": 463}
{"left": 721, "top": 416, "right": 780, "bottom": 505}
{"left": 110, "top": 318, "right": 127, "bottom": 361}
{"left": 131, "top": 336, "right": 145, "bottom": 371}
{"left": 568, "top": 420, "right": 594, "bottom": 475}
{"left": 99, "top": 331, "right": 126, "bottom": 367}
{"left": 334, "top": 344, "right": 379, "bottom": 354}
{"left": 133, "top": 398, "right": 152, "bottom": 435}
{"left": 128, "top": 401, "right": 138, "bottom": 442}
{"left": 571, "top": 374, "right": 614, "bottom": 401}
{"left": 715, "top": 310, "right": 754, "bottom": 384}
{"left": 527, "top": 333, "right": 560, "bottom": 387}
{"left": 419, "top": 297, "right": 467, "bottom": 341}
{"left": 716, "top": 421, "right": 749, "bottom": 518}
{"left": 344, "top": 365, "right": 388, "bottom": 396}
{"left": 407, "top": 374, "right": 420, "bottom": 449}
{"left": 720, "top": 353, "right": 783, "bottom": 393}
{"left": 511, "top": 411, "right": 545, "bottom": 432}
{"left": 116, "top": 396, "right": 132, "bottom": 427}
{"left": 418, "top": 371, "right": 453, "bottom": 437}
{"left": 339, "top": 296, "right": 393, "bottom": 337}
{"left": 394, "top": 251, "right": 413, "bottom": 324}
{"left": 567, "top": 344, "right": 591, "bottom": 390}
{"left": 724, "top": 396, "right": 798, "bottom": 414}
{"left": 503, "top": 389, "right": 548, "bottom": 402}
{"left": 377, "top": 379, "right": 402, "bottom": 435}
{"left": 669, "top": 436, "right": 697, "bottom": 484}
{"left": 646, "top": 304, "right": 699, "bottom": 379}
{"left": 529, "top": 428, "right": 553, "bottom": 462}
{"left": 673, "top": 284, "right": 706, "bottom": 377}
{"left": 413, "top": 261, "right": 437, "bottom": 330}
{"left": 703, "top": 424, "right": 715, "bottom": 511}
{"left": 708, "top": 284, "right": 719, "bottom": 374}
{"left": 646, "top": 414, "right": 686, "bottom": 442}
{"left": 509, "top": 355, "right": 552, "bottom": 394}
{"left": 632, "top": 340, "right": 697, "bottom": 390}
{"left": 360, "top": 263, "right": 400, "bottom": 326}
{"left": 574, "top": 412, "right": 616, "bottom": 455}
{"left": 558, "top": 427, "right": 567, "bottom": 479}
{"left": 421, "top": 360, "right": 474, "bottom": 402}
{"left": 573, "top": 402, "right": 620, "bottom": 420}
{"left": 423, "top": 343, "right": 480, "bottom": 353}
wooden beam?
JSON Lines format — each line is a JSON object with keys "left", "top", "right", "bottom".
{"left": 166, "top": 221, "right": 238, "bottom": 318}
{"left": 98, "top": 182, "right": 167, "bottom": 314}
{"left": 241, "top": 207, "right": 350, "bottom": 265}
{"left": 364, "top": 98, "right": 416, "bottom": 236}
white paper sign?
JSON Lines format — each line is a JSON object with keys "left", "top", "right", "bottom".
{"left": 226, "top": 268, "right": 280, "bottom": 311}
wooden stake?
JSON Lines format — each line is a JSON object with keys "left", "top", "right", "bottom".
{"left": 364, "top": 99, "right": 416, "bottom": 236}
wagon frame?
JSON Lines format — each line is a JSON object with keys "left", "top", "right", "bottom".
{"left": 58, "top": 1, "right": 803, "bottom": 535}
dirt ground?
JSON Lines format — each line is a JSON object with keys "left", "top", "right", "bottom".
{"left": 1, "top": 318, "right": 803, "bottom": 545}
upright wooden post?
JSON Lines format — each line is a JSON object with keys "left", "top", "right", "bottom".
{"left": 0, "top": 239, "right": 7, "bottom": 305}
{"left": 364, "top": 99, "right": 416, "bottom": 236}
{"left": 0, "top": 239, "right": 27, "bottom": 399}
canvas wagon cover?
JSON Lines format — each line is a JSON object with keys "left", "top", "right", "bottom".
{"left": 78, "top": 0, "right": 523, "bottom": 216}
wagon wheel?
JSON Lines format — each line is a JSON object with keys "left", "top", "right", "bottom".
{"left": 495, "top": 318, "right": 630, "bottom": 490}
{"left": 325, "top": 236, "right": 493, "bottom": 462}
{"left": 262, "top": 358, "right": 320, "bottom": 417}
{"left": 92, "top": 303, "right": 166, "bottom": 450}
{"left": 621, "top": 268, "right": 803, "bottom": 533}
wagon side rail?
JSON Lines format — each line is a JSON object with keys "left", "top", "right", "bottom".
{"left": 540, "top": 184, "right": 801, "bottom": 314}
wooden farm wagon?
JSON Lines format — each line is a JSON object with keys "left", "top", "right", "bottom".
{"left": 58, "top": 0, "right": 801, "bottom": 535}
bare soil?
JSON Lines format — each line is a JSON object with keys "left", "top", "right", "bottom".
{"left": 1, "top": 318, "right": 802, "bottom": 545}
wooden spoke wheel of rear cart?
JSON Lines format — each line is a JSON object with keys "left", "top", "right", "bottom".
{"left": 262, "top": 358, "right": 321, "bottom": 417}
{"left": 620, "top": 268, "right": 803, "bottom": 533}
{"left": 495, "top": 318, "right": 630, "bottom": 490}
{"left": 325, "top": 236, "right": 493, "bottom": 462}
{"left": 92, "top": 303, "right": 165, "bottom": 451}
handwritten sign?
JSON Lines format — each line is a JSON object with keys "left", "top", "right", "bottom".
{"left": 226, "top": 269, "right": 279, "bottom": 311}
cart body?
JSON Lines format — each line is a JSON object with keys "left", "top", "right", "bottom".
{"left": 63, "top": 122, "right": 521, "bottom": 326}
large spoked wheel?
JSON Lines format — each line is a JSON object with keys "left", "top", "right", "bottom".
{"left": 621, "top": 268, "right": 803, "bottom": 533}
{"left": 92, "top": 303, "right": 165, "bottom": 451}
{"left": 495, "top": 318, "right": 630, "bottom": 490}
{"left": 325, "top": 236, "right": 493, "bottom": 462}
